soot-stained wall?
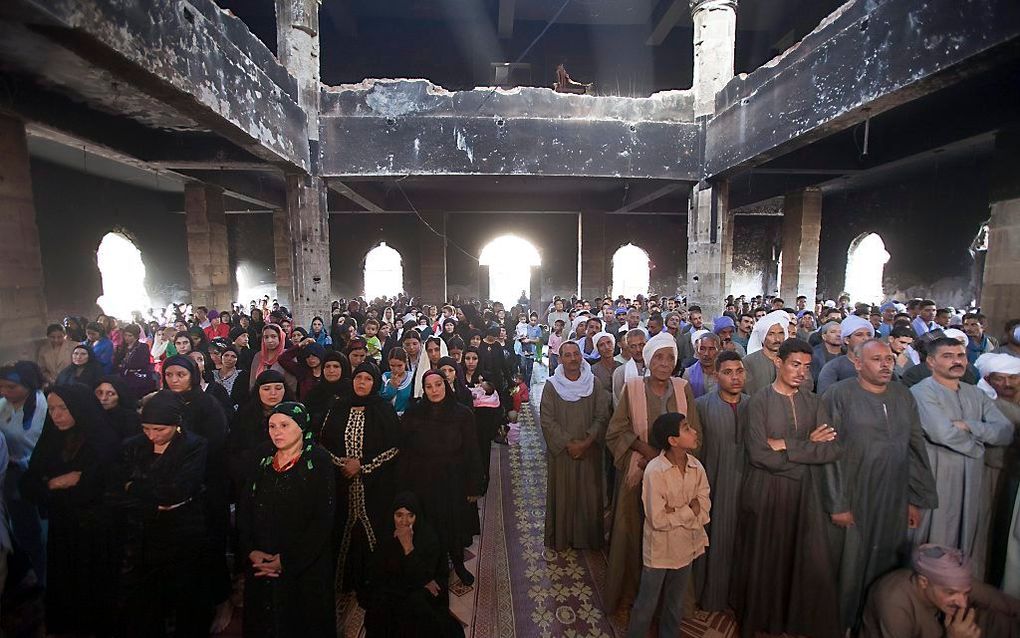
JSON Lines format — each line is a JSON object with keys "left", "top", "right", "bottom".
{"left": 31, "top": 159, "right": 187, "bottom": 319}
{"left": 731, "top": 216, "right": 783, "bottom": 298}
{"left": 606, "top": 215, "right": 688, "bottom": 296}
{"left": 329, "top": 213, "right": 423, "bottom": 299}
{"left": 227, "top": 212, "right": 276, "bottom": 303}
{"left": 818, "top": 157, "right": 990, "bottom": 306}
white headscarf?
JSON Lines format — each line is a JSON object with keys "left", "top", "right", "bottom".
{"left": 840, "top": 315, "right": 875, "bottom": 340}
{"left": 748, "top": 310, "right": 791, "bottom": 355}
{"left": 974, "top": 352, "right": 1020, "bottom": 400}
{"left": 943, "top": 328, "right": 970, "bottom": 347}
{"left": 643, "top": 331, "right": 678, "bottom": 367}
{"left": 690, "top": 328, "right": 710, "bottom": 349}
{"left": 547, "top": 357, "right": 595, "bottom": 402}
{"left": 413, "top": 336, "right": 448, "bottom": 398}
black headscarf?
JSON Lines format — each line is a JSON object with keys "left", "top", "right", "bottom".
{"left": 141, "top": 390, "right": 185, "bottom": 425}
{"left": 1, "top": 361, "right": 44, "bottom": 430}
{"left": 462, "top": 346, "right": 483, "bottom": 385}
{"left": 303, "top": 351, "right": 352, "bottom": 421}
{"left": 405, "top": 369, "right": 458, "bottom": 418}
{"left": 56, "top": 344, "right": 104, "bottom": 390}
{"left": 392, "top": 490, "right": 421, "bottom": 517}
{"left": 350, "top": 361, "right": 384, "bottom": 408}
{"left": 162, "top": 354, "right": 201, "bottom": 391}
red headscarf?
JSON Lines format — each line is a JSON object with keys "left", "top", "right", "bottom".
{"left": 253, "top": 323, "right": 286, "bottom": 379}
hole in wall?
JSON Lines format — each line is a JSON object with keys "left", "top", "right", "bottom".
{"left": 96, "top": 231, "right": 151, "bottom": 320}
{"left": 364, "top": 242, "right": 404, "bottom": 300}
{"left": 480, "top": 235, "right": 540, "bottom": 307}
{"left": 844, "top": 232, "right": 889, "bottom": 304}
{"left": 612, "top": 243, "right": 651, "bottom": 298}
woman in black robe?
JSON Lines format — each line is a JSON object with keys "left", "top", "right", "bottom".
{"left": 238, "top": 402, "right": 336, "bottom": 638}
{"left": 21, "top": 384, "right": 120, "bottom": 635}
{"left": 160, "top": 354, "right": 233, "bottom": 631}
{"left": 227, "top": 369, "right": 294, "bottom": 498}
{"left": 111, "top": 390, "right": 212, "bottom": 636}
{"left": 303, "top": 350, "right": 353, "bottom": 431}
{"left": 95, "top": 374, "right": 142, "bottom": 439}
{"left": 398, "top": 370, "right": 482, "bottom": 586}
{"left": 437, "top": 356, "right": 472, "bottom": 408}
{"left": 363, "top": 492, "right": 464, "bottom": 638}
{"left": 55, "top": 343, "right": 104, "bottom": 388}
{"left": 318, "top": 361, "right": 400, "bottom": 601}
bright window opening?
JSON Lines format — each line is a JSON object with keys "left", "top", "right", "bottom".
{"left": 364, "top": 242, "right": 404, "bottom": 300}
{"left": 844, "top": 232, "right": 889, "bottom": 304}
{"left": 611, "top": 243, "right": 650, "bottom": 298}
{"left": 96, "top": 232, "right": 151, "bottom": 320}
{"left": 236, "top": 262, "right": 276, "bottom": 306}
{"left": 480, "top": 235, "right": 541, "bottom": 308}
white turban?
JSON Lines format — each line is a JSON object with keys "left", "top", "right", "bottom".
{"left": 943, "top": 328, "right": 969, "bottom": 347}
{"left": 593, "top": 331, "right": 616, "bottom": 350}
{"left": 690, "top": 329, "right": 710, "bottom": 348}
{"left": 642, "top": 331, "right": 677, "bottom": 366}
{"left": 748, "top": 310, "right": 791, "bottom": 355}
{"left": 975, "top": 352, "right": 1020, "bottom": 377}
{"left": 840, "top": 315, "right": 875, "bottom": 340}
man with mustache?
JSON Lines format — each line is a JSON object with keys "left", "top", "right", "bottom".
{"left": 821, "top": 339, "right": 938, "bottom": 632}
{"left": 911, "top": 337, "right": 1013, "bottom": 560}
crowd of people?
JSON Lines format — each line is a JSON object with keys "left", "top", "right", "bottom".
{"left": 0, "top": 291, "right": 1018, "bottom": 637}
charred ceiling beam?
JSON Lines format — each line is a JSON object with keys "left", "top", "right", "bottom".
{"left": 2, "top": 0, "right": 310, "bottom": 172}
{"left": 613, "top": 182, "right": 688, "bottom": 213}
{"left": 325, "top": 179, "right": 387, "bottom": 212}
{"left": 705, "top": 0, "right": 1020, "bottom": 178}
{"left": 646, "top": 1, "right": 689, "bottom": 47}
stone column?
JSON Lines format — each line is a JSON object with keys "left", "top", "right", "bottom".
{"left": 982, "top": 198, "right": 1020, "bottom": 338}
{"left": 272, "top": 208, "right": 294, "bottom": 307}
{"left": 691, "top": 0, "right": 738, "bottom": 118}
{"left": 277, "top": 0, "right": 331, "bottom": 324}
{"left": 419, "top": 212, "right": 447, "bottom": 304}
{"left": 579, "top": 211, "right": 607, "bottom": 299}
{"left": 779, "top": 188, "right": 822, "bottom": 304}
{"left": 185, "top": 183, "right": 233, "bottom": 310}
{"left": 0, "top": 114, "right": 49, "bottom": 360}
{"left": 686, "top": 180, "right": 732, "bottom": 320}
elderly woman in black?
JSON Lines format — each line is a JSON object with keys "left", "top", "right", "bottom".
{"left": 303, "top": 350, "right": 352, "bottom": 431}
{"left": 21, "top": 384, "right": 120, "bottom": 635}
{"left": 228, "top": 370, "right": 294, "bottom": 497}
{"left": 319, "top": 362, "right": 400, "bottom": 601}
{"left": 113, "top": 323, "right": 157, "bottom": 397}
{"left": 239, "top": 402, "right": 335, "bottom": 638}
{"left": 94, "top": 374, "right": 141, "bottom": 440}
{"left": 159, "top": 354, "right": 233, "bottom": 632}
{"left": 55, "top": 343, "right": 104, "bottom": 388}
{"left": 363, "top": 491, "right": 462, "bottom": 638}
{"left": 398, "top": 370, "right": 482, "bottom": 586}
{"left": 112, "top": 390, "right": 211, "bottom": 636}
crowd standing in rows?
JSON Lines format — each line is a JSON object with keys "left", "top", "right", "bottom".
{"left": 1, "top": 292, "right": 1019, "bottom": 637}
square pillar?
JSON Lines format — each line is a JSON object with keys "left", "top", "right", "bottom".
{"left": 779, "top": 188, "right": 822, "bottom": 304}
{"left": 272, "top": 207, "right": 294, "bottom": 307}
{"left": 284, "top": 174, "right": 331, "bottom": 324}
{"left": 579, "top": 211, "right": 607, "bottom": 299}
{"left": 981, "top": 198, "right": 1020, "bottom": 339}
{"left": 0, "top": 114, "right": 49, "bottom": 359}
{"left": 419, "top": 212, "right": 447, "bottom": 304}
{"left": 185, "top": 183, "right": 233, "bottom": 311}
{"left": 687, "top": 180, "right": 732, "bottom": 320}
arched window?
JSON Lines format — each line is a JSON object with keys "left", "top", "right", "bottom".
{"left": 480, "top": 235, "right": 541, "bottom": 308}
{"left": 364, "top": 242, "right": 404, "bottom": 300}
{"left": 96, "top": 231, "right": 150, "bottom": 319}
{"left": 844, "top": 232, "right": 889, "bottom": 304}
{"left": 611, "top": 244, "right": 650, "bottom": 298}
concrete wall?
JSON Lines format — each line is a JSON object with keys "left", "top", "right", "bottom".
{"left": 731, "top": 216, "right": 783, "bottom": 298}
{"left": 31, "top": 159, "right": 187, "bottom": 320}
{"left": 228, "top": 212, "right": 276, "bottom": 304}
{"left": 818, "top": 159, "right": 990, "bottom": 306}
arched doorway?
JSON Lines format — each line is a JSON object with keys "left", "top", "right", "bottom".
{"left": 480, "top": 235, "right": 541, "bottom": 307}
{"left": 96, "top": 231, "right": 150, "bottom": 319}
{"left": 364, "top": 242, "right": 404, "bottom": 299}
{"left": 844, "top": 232, "right": 890, "bottom": 304}
{"left": 611, "top": 244, "right": 650, "bottom": 298}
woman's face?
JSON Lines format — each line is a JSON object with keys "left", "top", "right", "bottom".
{"left": 221, "top": 351, "right": 238, "bottom": 369}
{"left": 323, "top": 361, "right": 343, "bottom": 382}
{"left": 349, "top": 349, "right": 367, "bottom": 367}
{"left": 47, "top": 393, "right": 75, "bottom": 430}
{"left": 440, "top": 365, "right": 458, "bottom": 386}
{"left": 258, "top": 382, "right": 286, "bottom": 409}
{"left": 189, "top": 333, "right": 202, "bottom": 347}
{"left": 174, "top": 336, "right": 192, "bottom": 354}
{"left": 239, "top": 316, "right": 250, "bottom": 328}
{"left": 262, "top": 328, "right": 281, "bottom": 351}
{"left": 164, "top": 365, "right": 192, "bottom": 393}
{"left": 142, "top": 423, "right": 176, "bottom": 447}
{"left": 290, "top": 331, "right": 304, "bottom": 346}
{"left": 71, "top": 347, "right": 89, "bottom": 366}
{"left": 388, "top": 358, "right": 406, "bottom": 376}
{"left": 312, "top": 319, "right": 323, "bottom": 332}
{"left": 393, "top": 507, "right": 416, "bottom": 529}
{"left": 123, "top": 330, "right": 138, "bottom": 346}
{"left": 188, "top": 352, "right": 206, "bottom": 373}
{"left": 208, "top": 349, "right": 222, "bottom": 368}
{"left": 470, "top": 335, "right": 482, "bottom": 348}
{"left": 424, "top": 374, "right": 447, "bottom": 404}
{"left": 268, "top": 413, "right": 303, "bottom": 451}
{"left": 353, "top": 371, "right": 374, "bottom": 397}
{"left": 499, "top": 327, "right": 508, "bottom": 341}
{"left": 444, "top": 322, "right": 455, "bottom": 334}
{"left": 464, "top": 352, "right": 479, "bottom": 372}
{"left": 426, "top": 340, "right": 442, "bottom": 365}
{"left": 305, "top": 355, "right": 321, "bottom": 369}
{"left": 95, "top": 382, "right": 119, "bottom": 410}
{"left": 86, "top": 329, "right": 100, "bottom": 342}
